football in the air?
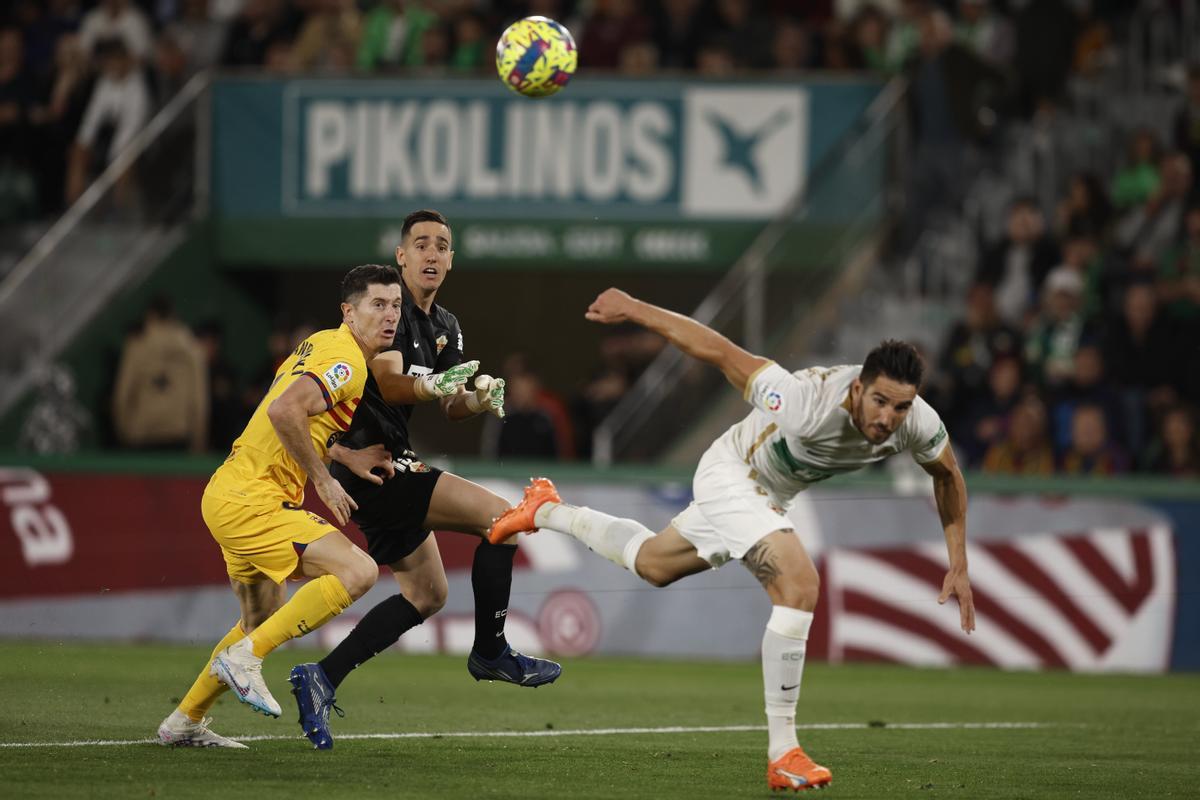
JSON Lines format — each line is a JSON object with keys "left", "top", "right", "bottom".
{"left": 495, "top": 16, "right": 578, "bottom": 98}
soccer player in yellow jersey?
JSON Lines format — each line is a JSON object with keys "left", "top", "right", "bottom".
{"left": 156, "top": 265, "right": 404, "bottom": 748}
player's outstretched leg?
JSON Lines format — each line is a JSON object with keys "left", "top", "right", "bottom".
{"left": 210, "top": 638, "right": 283, "bottom": 718}
{"left": 157, "top": 710, "right": 248, "bottom": 749}
{"left": 487, "top": 477, "right": 561, "bottom": 543}
{"left": 767, "top": 746, "right": 832, "bottom": 792}
{"left": 288, "top": 663, "right": 343, "bottom": 750}
{"left": 467, "top": 644, "right": 562, "bottom": 687}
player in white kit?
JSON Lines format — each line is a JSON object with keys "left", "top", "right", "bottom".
{"left": 488, "top": 288, "right": 976, "bottom": 793}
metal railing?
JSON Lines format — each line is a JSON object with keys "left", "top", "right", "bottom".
{"left": 591, "top": 78, "right": 908, "bottom": 465}
{"left": 0, "top": 72, "right": 210, "bottom": 418}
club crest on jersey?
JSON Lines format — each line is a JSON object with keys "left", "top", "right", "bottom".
{"left": 324, "top": 362, "right": 353, "bottom": 390}
{"left": 765, "top": 391, "right": 784, "bottom": 412}
{"left": 435, "top": 334, "right": 448, "bottom": 354}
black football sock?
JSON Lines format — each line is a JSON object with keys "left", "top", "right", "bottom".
{"left": 470, "top": 540, "right": 517, "bottom": 659}
{"left": 318, "top": 593, "right": 424, "bottom": 689}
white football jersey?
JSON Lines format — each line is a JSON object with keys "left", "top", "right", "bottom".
{"left": 719, "top": 362, "right": 948, "bottom": 500}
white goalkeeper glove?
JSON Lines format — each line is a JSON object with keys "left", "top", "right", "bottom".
{"left": 465, "top": 374, "right": 506, "bottom": 418}
{"left": 413, "top": 360, "right": 479, "bottom": 401}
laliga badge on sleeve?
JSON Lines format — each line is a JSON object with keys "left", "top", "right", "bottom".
{"left": 324, "top": 362, "right": 354, "bottom": 390}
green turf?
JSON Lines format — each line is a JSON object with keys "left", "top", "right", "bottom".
{"left": 0, "top": 642, "right": 1197, "bottom": 799}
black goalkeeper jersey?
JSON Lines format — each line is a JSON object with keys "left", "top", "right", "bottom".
{"left": 339, "top": 283, "right": 464, "bottom": 457}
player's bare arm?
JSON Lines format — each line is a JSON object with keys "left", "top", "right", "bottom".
{"left": 586, "top": 288, "right": 770, "bottom": 394}
{"left": 920, "top": 444, "right": 976, "bottom": 634}
{"left": 328, "top": 443, "right": 395, "bottom": 486}
{"left": 266, "top": 377, "right": 358, "bottom": 526}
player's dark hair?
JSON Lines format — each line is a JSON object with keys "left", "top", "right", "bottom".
{"left": 341, "top": 264, "right": 401, "bottom": 305}
{"left": 401, "top": 209, "right": 451, "bottom": 241}
{"left": 860, "top": 339, "right": 925, "bottom": 389}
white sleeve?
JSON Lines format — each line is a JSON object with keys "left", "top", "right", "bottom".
{"left": 904, "top": 396, "right": 950, "bottom": 464}
{"left": 744, "top": 362, "right": 820, "bottom": 437}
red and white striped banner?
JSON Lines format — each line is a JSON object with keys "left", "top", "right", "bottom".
{"left": 825, "top": 527, "right": 1176, "bottom": 672}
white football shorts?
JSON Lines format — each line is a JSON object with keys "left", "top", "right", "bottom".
{"left": 670, "top": 436, "right": 796, "bottom": 567}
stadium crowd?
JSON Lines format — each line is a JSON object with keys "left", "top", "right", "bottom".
{"left": 5, "top": 0, "right": 1200, "bottom": 477}
{"left": 0, "top": 0, "right": 1154, "bottom": 218}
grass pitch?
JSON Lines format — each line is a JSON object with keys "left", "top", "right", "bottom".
{"left": 0, "top": 642, "right": 1197, "bottom": 799}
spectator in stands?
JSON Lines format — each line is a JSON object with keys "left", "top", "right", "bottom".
{"left": 1101, "top": 281, "right": 1177, "bottom": 412}
{"left": 960, "top": 354, "right": 1023, "bottom": 467}
{"left": 483, "top": 370, "right": 561, "bottom": 461}
{"left": 619, "top": 39, "right": 660, "bottom": 75}
{"left": 292, "top": 0, "right": 362, "bottom": 73}
{"left": 848, "top": 4, "right": 889, "bottom": 72}
{"left": 1025, "top": 266, "right": 1088, "bottom": 390}
{"left": 1057, "top": 230, "right": 1107, "bottom": 318}
{"left": 1110, "top": 127, "right": 1161, "bottom": 210}
{"left": 1173, "top": 64, "right": 1200, "bottom": 192}
{"left": 112, "top": 295, "right": 209, "bottom": 453}
{"left": 1156, "top": 204, "right": 1200, "bottom": 327}
{"left": 652, "top": 0, "right": 703, "bottom": 70}
{"left": 9, "top": 0, "right": 78, "bottom": 80}
{"left": 980, "top": 197, "right": 1061, "bottom": 326}
{"left": 935, "top": 281, "right": 1022, "bottom": 429}
{"left": 902, "top": 8, "right": 1006, "bottom": 247}
{"left": 1012, "top": 0, "right": 1076, "bottom": 114}
{"left": 702, "top": 0, "right": 774, "bottom": 69}
{"left": 981, "top": 394, "right": 1055, "bottom": 475}
{"left": 579, "top": 0, "right": 652, "bottom": 70}
{"left": 450, "top": 13, "right": 487, "bottom": 73}
{"left": 1054, "top": 171, "right": 1112, "bottom": 239}
{"left": 695, "top": 36, "right": 737, "bottom": 76}
{"left": 194, "top": 320, "right": 245, "bottom": 453}
{"left": 221, "top": 0, "right": 299, "bottom": 68}
{"left": 771, "top": 18, "right": 812, "bottom": 72}
{"left": 1060, "top": 403, "right": 1127, "bottom": 475}
{"left": 65, "top": 38, "right": 151, "bottom": 206}
{"left": 501, "top": 352, "right": 575, "bottom": 461}
{"left": 28, "top": 32, "right": 91, "bottom": 214}
{"left": 1140, "top": 404, "right": 1200, "bottom": 476}
{"left": 1047, "top": 343, "right": 1125, "bottom": 454}
{"left": 79, "top": 0, "right": 153, "bottom": 63}
{"left": 1116, "top": 151, "right": 1193, "bottom": 270}
{"left": 166, "top": 0, "right": 229, "bottom": 75}
{"left": 954, "top": 0, "right": 1013, "bottom": 68}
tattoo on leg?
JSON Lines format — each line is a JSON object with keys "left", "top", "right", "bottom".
{"left": 743, "top": 541, "right": 781, "bottom": 588}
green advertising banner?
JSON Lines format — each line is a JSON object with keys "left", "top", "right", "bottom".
{"left": 211, "top": 77, "right": 882, "bottom": 268}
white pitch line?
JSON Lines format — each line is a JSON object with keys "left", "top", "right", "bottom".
{"left": 0, "top": 722, "right": 1062, "bottom": 749}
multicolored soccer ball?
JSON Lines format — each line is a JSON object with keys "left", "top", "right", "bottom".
{"left": 496, "top": 16, "right": 578, "bottom": 98}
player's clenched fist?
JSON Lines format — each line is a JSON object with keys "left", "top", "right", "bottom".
{"left": 585, "top": 288, "right": 638, "bottom": 325}
{"left": 413, "top": 359, "right": 479, "bottom": 401}
{"left": 466, "top": 375, "right": 506, "bottom": 418}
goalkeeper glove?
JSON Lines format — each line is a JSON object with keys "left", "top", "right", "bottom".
{"left": 465, "top": 374, "right": 506, "bottom": 418}
{"left": 413, "top": 360, "right": 479, "bottom": 401}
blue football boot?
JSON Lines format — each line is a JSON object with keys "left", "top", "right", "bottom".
{"left": 467, "top": 645, "right": 562, "bottom": 687}
{"left": 288, "top": 663, "right": 343, "bottom": 750}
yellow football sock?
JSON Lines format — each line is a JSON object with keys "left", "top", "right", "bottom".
{"left": 248, "top": 574, "right": 352, "bottom": 658}
{"left": 179, "top": 622, "right": 246, "bottom": 722}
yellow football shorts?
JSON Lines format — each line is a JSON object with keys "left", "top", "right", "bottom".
{"left": 201, "top": 491, "right": 337, "bottom": 584}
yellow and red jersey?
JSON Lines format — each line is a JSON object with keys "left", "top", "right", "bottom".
{"left": 206, "top": 324, "right": 366, "bottom": 507}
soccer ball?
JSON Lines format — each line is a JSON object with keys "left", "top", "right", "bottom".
{"left": 496, "top": 16, "right": 578, "bottom": 98}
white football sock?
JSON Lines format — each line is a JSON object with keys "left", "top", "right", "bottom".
{"left": 534, "top": 503, "right": 654, "bottom": 576}
{"left": 762, "top": 605, "right": 813, "bottom": 762}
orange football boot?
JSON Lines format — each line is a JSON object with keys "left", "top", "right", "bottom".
{"left": 767, "top": 746, "right": 832, "bottom": 792}
{"left": 487, "top": 477, "right": 561, "bottom": 544}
